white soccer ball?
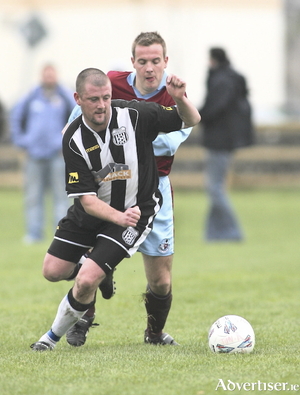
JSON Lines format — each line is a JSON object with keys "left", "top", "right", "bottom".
{"left": 208, "top": 315, "right": 255, "bottom": 354}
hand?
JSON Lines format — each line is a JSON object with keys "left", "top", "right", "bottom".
{"left": 166, "top": 74, "right": 201, "bottom": 128}
{"left": 166, "top": 74, "right": 186, "bottom": 101}
{"left": 120, "top": 206, "right": 141, "bottom": 228}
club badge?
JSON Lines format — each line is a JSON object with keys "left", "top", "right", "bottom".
{"left": 122, "top": 226, "right": 139, "bottom": 246}
{"left": 112, "top": 127, "right": 128, "bottom": 146}
{"left": 158, "top": 238, "right": 170, "bottom": 253}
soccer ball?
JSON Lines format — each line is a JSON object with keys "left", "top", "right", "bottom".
{"left": 208, "top": 315, "right": 255, "bottom": 354}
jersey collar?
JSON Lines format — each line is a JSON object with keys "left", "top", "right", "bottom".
{"left": 127, "top": 71, "right": 167, "bottom": 99}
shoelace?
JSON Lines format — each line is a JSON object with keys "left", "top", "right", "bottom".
{"left": 72, "top": 321, "right": 99, "bottom": 331}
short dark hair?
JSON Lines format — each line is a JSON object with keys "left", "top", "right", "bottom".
{"left": 76, "top": 68, "right": 110, "bottom": 95}
{"left": 210, "top": 48, "right": 230, "bottom": 66}
{"left": 132, "top": 31, "right": 167, "bottom": 58}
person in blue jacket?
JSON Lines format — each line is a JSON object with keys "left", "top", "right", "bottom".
{"left": 10, "top": 64, "right": 75, "bottom": 243}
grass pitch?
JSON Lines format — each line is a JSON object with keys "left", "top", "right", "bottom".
{"left": 0, "top": 187, "right": 299, "bottom": 395}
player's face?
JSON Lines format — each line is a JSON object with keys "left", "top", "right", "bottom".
{"left": 75, "top": 82, "right": 112, "bottom": 132}
{"left": 131, "top": 44, "right": 168, "bottom": 95}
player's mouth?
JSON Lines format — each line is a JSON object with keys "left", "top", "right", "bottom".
{"left": 146, "top": 76, "right": 155, "bottom": 83}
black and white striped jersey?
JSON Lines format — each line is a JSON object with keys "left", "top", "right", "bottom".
{"left": 63, "top": 99, "right": 182, "bottom": 227}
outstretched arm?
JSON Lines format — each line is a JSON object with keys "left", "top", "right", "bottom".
{"left": 166, "top": 74, "right": 201, "bottom": 128}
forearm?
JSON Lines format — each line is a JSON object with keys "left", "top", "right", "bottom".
{"left": 174, "top": 96, "right": 201, "bottom": 128}
{"left": 79, "top": 195, "right": 140, "bottom": 228}
{"left": 80, "top": 195, "right": 122, "bottom": 224}
{"left": 166, "top": 74, "right": 201, "bottom": 128}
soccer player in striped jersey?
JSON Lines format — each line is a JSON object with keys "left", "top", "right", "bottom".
{"left": 30, "top": 67, "right": 200, "bottom": 351}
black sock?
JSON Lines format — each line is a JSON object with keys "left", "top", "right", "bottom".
{"left": 67, "top": 288, "right": 95, "bottom": 312}
{"left": 144, "top": 286, "right": 172, "bottom": 336}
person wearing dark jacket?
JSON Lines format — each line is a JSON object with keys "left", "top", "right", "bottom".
{"left": 199, "top": 47, "right": 254, "bottom": 241}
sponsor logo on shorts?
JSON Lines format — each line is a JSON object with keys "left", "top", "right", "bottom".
{"left": 122, "top": 226, "right": 139, "bottom": 246}
{"left": 158, "top": 238, "right": 170, "bottom": 253}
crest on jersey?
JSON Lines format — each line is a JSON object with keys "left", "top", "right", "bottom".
{"left": 122, "top": 226, "right": 139, "bottom": 246}
{"left": 112, "top": 127, "right": 128, "bottom": 146}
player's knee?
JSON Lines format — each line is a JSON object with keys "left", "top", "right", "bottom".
{"left": 74, "top": 274, "right": 102, "bottom": 300}
{"left": 147, "top": 269, "right": 172, "bottom": 295}
{"left": 42, "top": 265, "right": 62, "bottom": 282}
{"left": 149, "top": 280, "right": 171, "bottom": 296}
{"left": 76, "top": 269, "right": 105, "bottom": 291}
{"left": 42, "top": 254, "right": 71, "bottom": 282}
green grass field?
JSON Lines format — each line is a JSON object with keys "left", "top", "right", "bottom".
{"left": 0, "top": 187, "right": 300, "bottom": 395}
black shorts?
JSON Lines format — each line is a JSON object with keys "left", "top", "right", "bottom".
{"left": 48, "top": 214, "right": 153, "bottom": 274}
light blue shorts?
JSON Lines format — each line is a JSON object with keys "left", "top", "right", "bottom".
{"left": 138, "top": 176, "right": 174, "bottom": 256}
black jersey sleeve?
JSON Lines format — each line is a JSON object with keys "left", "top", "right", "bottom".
{"left": 112, "top": 99, "right": 183, "bottom": 142}
{"left": 143, "top": 102, "right": 183, "bottom": 141}
{"left": 62, "top": 123, "right": 98, "bottom": 198}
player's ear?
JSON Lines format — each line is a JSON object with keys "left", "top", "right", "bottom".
{"left": 164, "top": 56, "right": 169, "bottom": 68}
{"left": 74, "top": 92, "right": 80, "bottom": 105}
{"left": 131, "top": 57, "right": 135, "bottom": 68}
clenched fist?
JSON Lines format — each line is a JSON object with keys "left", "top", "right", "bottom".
{"left": 121, "top": 206, "right": 141, "bottom": 228}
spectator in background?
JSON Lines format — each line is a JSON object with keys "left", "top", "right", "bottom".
{"left": 0, "top": 97, "right": 8, "bottom": 142}
{"left": 10, "top": 64, "right": 75, "bottom": 244}
{"left": 198, "top": 48, "right": 254, "bottom": 242}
